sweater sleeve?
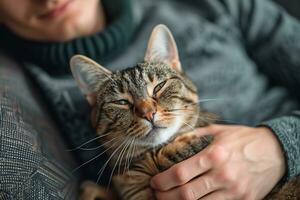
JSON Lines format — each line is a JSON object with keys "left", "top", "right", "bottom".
{"left": 216, "top": 0, "right": 300, "bottom": 180}
{"left": 261, "top": 113, "right": 300, "bottom": 180}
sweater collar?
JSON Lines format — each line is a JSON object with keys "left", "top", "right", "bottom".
{"left": 0, "top": 0, "right": 135, "bottom": 75}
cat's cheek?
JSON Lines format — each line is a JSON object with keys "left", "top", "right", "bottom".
{"left": 103, "top": 107, "right": 116, "bottom": 121}
{"left": 102, "top": 105, "right": 126, "bottom": 120}
{"left": 157, "top": 99, "right": 177, "bottom": 110}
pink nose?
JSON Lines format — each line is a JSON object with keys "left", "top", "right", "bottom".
{"left": 135, "top": 100, "right": 157, "bottom": 122}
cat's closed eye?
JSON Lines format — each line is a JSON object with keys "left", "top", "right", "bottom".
{"left": 153, "top": 80, "right": 167, "bottom": 95}
{"left": 113, "top": 99, "right": 131, "bottom": 106}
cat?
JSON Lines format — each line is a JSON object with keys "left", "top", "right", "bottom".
{"left": 70, "top": 25, "right": 300, "bottom": 200}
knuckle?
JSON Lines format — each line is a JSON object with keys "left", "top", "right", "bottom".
{"left": 218, "top": 166, "right": 235, "bottom": 184}
{"left": 197, "top": 154, "right": 208, "bottom": 170}
{"left": 179, "top": 187, "right": 196, "bottom": 200}
{"left": 202, "top": 177, "right": 212, "bottom": 191}
{"left": 207, "top": 144, "right": 227, "bottom": 165}
{"left": 230, "top": 182, "right": 245, "bottom": 196}
{"left": 173, "top": 166, "right": 188, "bottom": 184}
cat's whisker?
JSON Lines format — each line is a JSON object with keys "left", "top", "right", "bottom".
{"left": 126, "top": 139, "right": 137, "bottom": 174}
{"left": 181, "top": 120, "right": 196, "bottom": 131}
{"left": 202, "top": 117, "right": 240, "bottom": 124}
{"left": 66, "top": 132, "right": 113, "bottom": 151}
{"left": 163, "top": 112, "right": 196, "bottom": 130}
{"left": 196, "top": 98, "right": 225, "bottom": 104}
{"left": 76, "top": 147, "right": 101, "bottom": 151}
{"left": 108, "top": 139, "right": 132, "bottom": 189}
{"left": 96, "top": 139, "right": 129, "bottom": 184}
{"left": 121, "top": 138, "right": 134, "bottom": 174}
{"left": 165, "top": 98, "right": 229, "bottom": 115}
{"left": 169, "top": 111, "right": 193, "bottom": 115}
{"left": 76, "top": 137, "right": 119, "bottom": 151}
{"left": 123, "top": 139, "right": 133, "bottom": 174}
{"left": 71, "top": 139, "right": 120, "bottom": 173}
{"left": 172, "top": 98, "right": 226, "bottom": 111}
{"left": 117, "top": 139, "right": 132, "bottom": 175}
{"left": 184, "top": 98, "right": 226, "bottom": 106}
{"left": 125, "top": 139, "right": 136, "bottom": 174}
{"left": 165, "top": 108, "right": 195, "bottom": 112}
{"left": 185, "top": 113, "right": 240, "bottom": 124}
{"left": 169, "top": 110, "right": 241, "bottom": 124}
{"left": 117, "top": 142, "right": 128, "bottom": 175}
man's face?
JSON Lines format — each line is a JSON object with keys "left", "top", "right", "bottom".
{"left": 0, "top": 0, "right": 103, "bottom": 42}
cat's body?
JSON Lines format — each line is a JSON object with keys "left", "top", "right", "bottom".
{"left": 79, "top": 129, "right": 300, "bottom": 200}
{"left": 112, "top": 133, "right": 212, "bottom": 200}
{"left": 79, "top": 131, "right": 300, "bottom": 200}
{"left": 71, "top": 25, "right": 300, "bottom": 200}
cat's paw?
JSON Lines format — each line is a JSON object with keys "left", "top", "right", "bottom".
{"left": 79, "top": 181, "right": 114, "bottom": 200}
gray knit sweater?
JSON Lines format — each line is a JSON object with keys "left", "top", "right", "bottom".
{"left": 108, "top": 0, "right": 300, "bottom": 180}
{"left": 27, "top": 0, "right": 300, "bottom": 182}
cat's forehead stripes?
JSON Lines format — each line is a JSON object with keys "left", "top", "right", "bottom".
{"left": 100, "top": 62, "right": 185, "bottom": 105}
{"left": 110, "top": 63, "right": 170, "bottom": 98}
{"left": 113, "top": 78, "right": 125, "bottom": 94}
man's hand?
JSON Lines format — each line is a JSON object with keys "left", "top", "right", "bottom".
{"left": 150, "top": 125, "right": 286, "bottom": 200}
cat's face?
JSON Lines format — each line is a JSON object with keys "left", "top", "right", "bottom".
{"left": 70, "top": 25, "right": 199, "bottom": 149}
{"left": 95, "top": 62, "right": 198, "bottom": 147}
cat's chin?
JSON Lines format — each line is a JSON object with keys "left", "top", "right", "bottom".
{"left": 136, "top": 118, "right": 184, "bottom": 148}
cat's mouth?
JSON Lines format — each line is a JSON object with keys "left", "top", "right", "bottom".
{"left": 136, "top": 117, "right": 183, "bottom": 147}
{"left": 147, "top": 125, "right": 167, "bottom": 135}
{"left": 138, "top": 126, "right": 168, "bottom": 147}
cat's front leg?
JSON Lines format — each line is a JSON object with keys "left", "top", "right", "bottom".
{"left": 79, "top": 181, "right": 116, "bottom": 200}
{"left": 113, "top": 172, "right": 154, "bottom": 200}
{"left": 113, "top": 153, "right": 161, "bottom": 200}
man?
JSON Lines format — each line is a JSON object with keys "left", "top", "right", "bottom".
{"left": 0, "top": 0, "right": 299, "bottom": 199}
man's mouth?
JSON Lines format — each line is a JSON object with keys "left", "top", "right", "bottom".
{"left": 38, "top": 0, "right": 74, "bottom": 20}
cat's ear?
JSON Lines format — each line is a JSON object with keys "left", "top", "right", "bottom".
{"left": 70, "top": 55, "right": 112, "bottom": 106}
{"left": 144, "top": 24, "right": 181, "bottom": 72}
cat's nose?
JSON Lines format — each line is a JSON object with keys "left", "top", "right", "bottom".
{"left": 135, "top": 99, "right": 157, "bottom": 122}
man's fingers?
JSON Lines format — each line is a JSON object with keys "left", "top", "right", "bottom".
{"left": 155, "top": 173, "right": 221, "bottom": 200}
{"left": 151, "top": 145, "right": 215, "bottom": 191}
{"left": 194, "top": 124, "right": 234, "bottom": 137}
{"left": 151, "top": 124, "right": 232, "bottom": 192}
{"left": 200, "top": 190, "right": 228, "bottom": 200}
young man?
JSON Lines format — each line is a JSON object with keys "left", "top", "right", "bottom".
{"left": 0, "top": 0, "right": 299, "bottom": 199}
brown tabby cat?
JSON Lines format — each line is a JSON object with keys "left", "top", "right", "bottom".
{"left": 70, "top": 25, "right": 300, "bottom": 200}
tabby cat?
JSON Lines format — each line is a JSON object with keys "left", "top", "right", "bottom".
{"left": 70, "top": 25, "right": 300, "bottom": 200}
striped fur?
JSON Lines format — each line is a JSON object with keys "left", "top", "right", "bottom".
{"left": 76, "top": 58, "right": 217, "bottom": 200}
{"left": 72, "top": 25, "right": 300, "bottom": 200}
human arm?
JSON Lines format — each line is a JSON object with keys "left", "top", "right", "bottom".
{"left": 217, "top": 0, "right": 300, "bottom": 180}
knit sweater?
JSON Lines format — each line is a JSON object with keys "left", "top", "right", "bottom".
{"left": 1, "top": 0, "right": 299, "bottom": 183}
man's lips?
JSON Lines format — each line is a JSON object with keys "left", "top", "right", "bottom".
{"left": 39, "top": 0, "right": 74, "bottom": 20}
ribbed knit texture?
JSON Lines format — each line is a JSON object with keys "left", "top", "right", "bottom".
{"left": 262, "top": 112, "right": 300, "bottom": 180}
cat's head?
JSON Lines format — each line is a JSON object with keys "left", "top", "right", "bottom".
{"left": 70, "top": 25, "right": 201, "bottom": 149}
